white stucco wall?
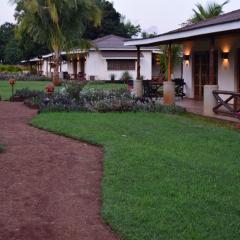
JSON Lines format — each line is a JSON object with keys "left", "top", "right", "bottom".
{"left": 178, "top": 34, "right": 240, "bottom": 98}
{"left": 85, "top": 51, "right": 153, "bottom": 81}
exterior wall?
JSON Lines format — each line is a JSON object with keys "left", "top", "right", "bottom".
{"left": 85, "top": 51, "right": 153, "bottom": 81}
{"left": 41, "top": 60, "right": 67, "bottom": 78}
{"left": 179, "top": 34, "right": 240, "bottom": 98}
{"left": 172, "top": 62, "right": 182, "bottom": 79}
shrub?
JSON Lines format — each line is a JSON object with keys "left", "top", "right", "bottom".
{"left": 12, "top": 88, "right": 44, "bottom": 101}
{"left": 133, "top": 100, "right": 186, "bottom": 114}
{"left": 65, "top": 81, "right": 86, "bottom": 100}
{"left": 121, "top": 71, "right": 133, "bottom": 82}
{"left": 0, "top": 65, "right": 22, "bottom": 73}
{"left": 30, "top": 87, "right": 186, "bottom": 115}
{"left": 0, "top": 73, "right": 51, "bottom": 81}
{"left": 38, "top": 92, "right": 86, "bottom": 113}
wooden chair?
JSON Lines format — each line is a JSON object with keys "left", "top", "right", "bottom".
{"left": 172, "top": 78, "right": 186, "bottom": 99}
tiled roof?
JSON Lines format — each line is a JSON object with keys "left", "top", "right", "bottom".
{"left": 92, "top": 35, "right": 158, "bottom": 50}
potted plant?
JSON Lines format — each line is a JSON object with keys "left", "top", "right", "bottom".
{"left": 110, "top": 74, "right": 116, "bottom": 82}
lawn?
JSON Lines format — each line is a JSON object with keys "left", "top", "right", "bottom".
{"left": 84, "top": 82, "right": 127, "bottom": 90}
{"left": 0, "top": 80, "right": 127, "bottom": 100}
{"left": 32, "top": 112, "right": 240, "bottom": 240}
{"left": 0, "top": 80, "right": 51, "bottom": 100}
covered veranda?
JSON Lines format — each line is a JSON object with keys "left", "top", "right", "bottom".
{"left": 124, "top": 13, "right": 240, "bottom": 122}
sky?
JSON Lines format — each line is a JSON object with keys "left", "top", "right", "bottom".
{"left": 1, "top": 0, "right": 240, "bottom": 34}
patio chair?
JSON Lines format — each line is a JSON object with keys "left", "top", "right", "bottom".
{"left": 143, "top": 80, "right": 162, "bottom": 99}
{"left": 172, "top": 78, "right": 186, "bottom": 99}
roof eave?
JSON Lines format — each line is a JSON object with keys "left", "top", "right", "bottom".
{"left": 125, "top": 20, "right": 240, "bottom": 46}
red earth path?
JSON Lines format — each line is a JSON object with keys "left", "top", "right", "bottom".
{"left": 0, "top": 102, "right": 119, "bottom": 240}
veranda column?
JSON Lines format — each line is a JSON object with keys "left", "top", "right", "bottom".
{"left": 134, "top": 46, "right": 143, "bottom": 97}
{"left": 46, "top": 59, "right": 49, "bottom": 77}
{"left": 204, "top": 38, "right": 219, "bottom": 116}
{"left": 163, "top": 43, "right": 175, "bottom": 105}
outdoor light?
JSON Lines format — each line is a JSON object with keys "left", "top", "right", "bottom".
{"left": 221, "top": 52, "right": 229, "bottom": 60}
{"left": 183, "top": 54, "right": 190, "bottom": 66}
{"left": 183, "top": 54, "right": 190, "bottom": 61}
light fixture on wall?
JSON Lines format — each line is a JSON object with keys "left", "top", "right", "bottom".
{"left": 221, "top": 52, "right": 229, "bottom": 68}
{"left": 183, "top": 54, "right": 190, "bottom": 66}
{"left": 221, "top": 52, "right": 229, "bottom": 60}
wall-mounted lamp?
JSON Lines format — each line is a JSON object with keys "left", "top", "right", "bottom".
{"left": 183, "top": 54, "right": 190, "bottom": 66}
{"left": 183, "top": 54, "right": 190, "bottom": 61}
{"left": 221, "top": 52, "right": 229, "bottom": 60}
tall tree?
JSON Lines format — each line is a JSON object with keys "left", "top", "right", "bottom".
{"left": 190, "top": 1, "right": 229, "bottom": 23}
{"left": 83, "top": 0, "right": 141, "bottom": 39}
{"left": 13, "top": 0, "right": 102, "bottom": 85}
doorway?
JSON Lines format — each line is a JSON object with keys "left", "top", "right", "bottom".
{"left": 193, "top": 51, "right": 218, "bottom": 100}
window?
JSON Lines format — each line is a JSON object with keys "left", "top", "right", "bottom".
{"left": 107, "top": 60, "right": 136, "bottom": 71}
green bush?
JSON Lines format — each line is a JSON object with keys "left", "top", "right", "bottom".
{"left": 65, "top": 81, "right": 86, "bottom": 100}
{"left": 121, "top": 71, "right": 133, "bottom": 81}
{"left": 0, "top": 65, "right": 22, "bottom": 73}
{"left": 12, "top": 88, "right": 44, "bottom": 100}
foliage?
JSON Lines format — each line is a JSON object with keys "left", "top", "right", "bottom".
{"left": 64, "top": 81, "right": 86, "bottom": 100}
{"left": 188, "top": 1, "right": 229, "bottom": 24}
{"left": 0, "top": 80, "right": 53, "bottom": 100}
{"left": 141, "top": 31, "right": 158, "bottom": 38}
{"left": 0, "top": 65, "right": 22, "bottom": 73}
{"left": 159, "top": 45, "right": 182, "bottom": 78}
{"left": 0, "top": 22, "right": 48, "bottom": 64}
{"left": 13, "top": 0, "right": 102, "bottom": 85}
{"left": 33, "top": 87, "right": 185, "bottom": 114}
{"left": 121, "top": 71, "right": 133, "bottom": 81}
{"left": 110, "top": 74, "right": 116, "bottom": 81}
{"left": 84, "top": 0, "right": 141, "bottom": 39}
{"left": 0, "top": 73, "right": 51, "bottom": 81}
{"left": 133, "top": 99, "right": 186, "bottom": 114}
{"left": 13, "top": 88, "right": 44, "bottom": 100}
{"left": 32, "top": 112, "right": 240, "bottom": 240}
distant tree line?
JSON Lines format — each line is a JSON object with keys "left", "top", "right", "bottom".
{"left": 0, "top": 0, "right": 141, "bottom": 65}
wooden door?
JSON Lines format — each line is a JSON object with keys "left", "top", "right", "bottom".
{"left": 193, "top": 52, "right": 210, "bottom": 100}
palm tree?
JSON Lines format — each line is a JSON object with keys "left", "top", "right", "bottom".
{"left": 12, "top": 0, "right": 102, "bottom": 85}
{"left": 159, "top": 45, "right": 182, "bottom": 79}
{"left": 191, "top": 1, "right": 229, "bottom": 23}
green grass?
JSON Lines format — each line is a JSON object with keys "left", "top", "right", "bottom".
{"left": 84, "top": 82, "right": 127, "bottom": 90}
{"left": 32, "top": 112, "right": 240, "bottom": 240}
{"left": 0, "top": 81, "right": 127, "bottom": 101}
{"left": 0, "top": 80, "right": 51, "bottom": 100}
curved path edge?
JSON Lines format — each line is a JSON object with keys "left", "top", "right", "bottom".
{"left": 0, "top": 102, "right": 119, "bottom": 240}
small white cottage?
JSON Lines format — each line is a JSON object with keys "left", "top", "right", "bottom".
{"left": 28, "top": 35, "right": 160, "bottom": 81}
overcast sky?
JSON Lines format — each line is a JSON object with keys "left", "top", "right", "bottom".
{"left": 1, "top": 0, "right": 240, "bottom": 34}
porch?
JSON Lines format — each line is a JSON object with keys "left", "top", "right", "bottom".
{"left": 176, "top": 98, "right": 240, "bottom": 123}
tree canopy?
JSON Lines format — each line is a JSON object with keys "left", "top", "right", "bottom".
{"left": 0, "top": 0, "right": 142, "bottom": 65}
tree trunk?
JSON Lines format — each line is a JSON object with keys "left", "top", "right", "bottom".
{"left": 53, "top": 51, "right": 61, "bottom": 86}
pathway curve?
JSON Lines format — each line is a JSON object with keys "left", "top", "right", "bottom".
{"left": 0, "top": 102, "right": 118, "bottom": 240}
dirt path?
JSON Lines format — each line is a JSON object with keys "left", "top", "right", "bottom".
{"left": 0, "top": 102, "right": 118, "bottom": 240}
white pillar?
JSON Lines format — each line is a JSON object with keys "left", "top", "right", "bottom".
{"left": 133, "top": 80, "right": 143, "bottom": 97}
{"left": 203, "top": 85, "right": 219, "bottom": 116}
{"left": 163, "top": 81, "right": 175, "bottom": 105}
